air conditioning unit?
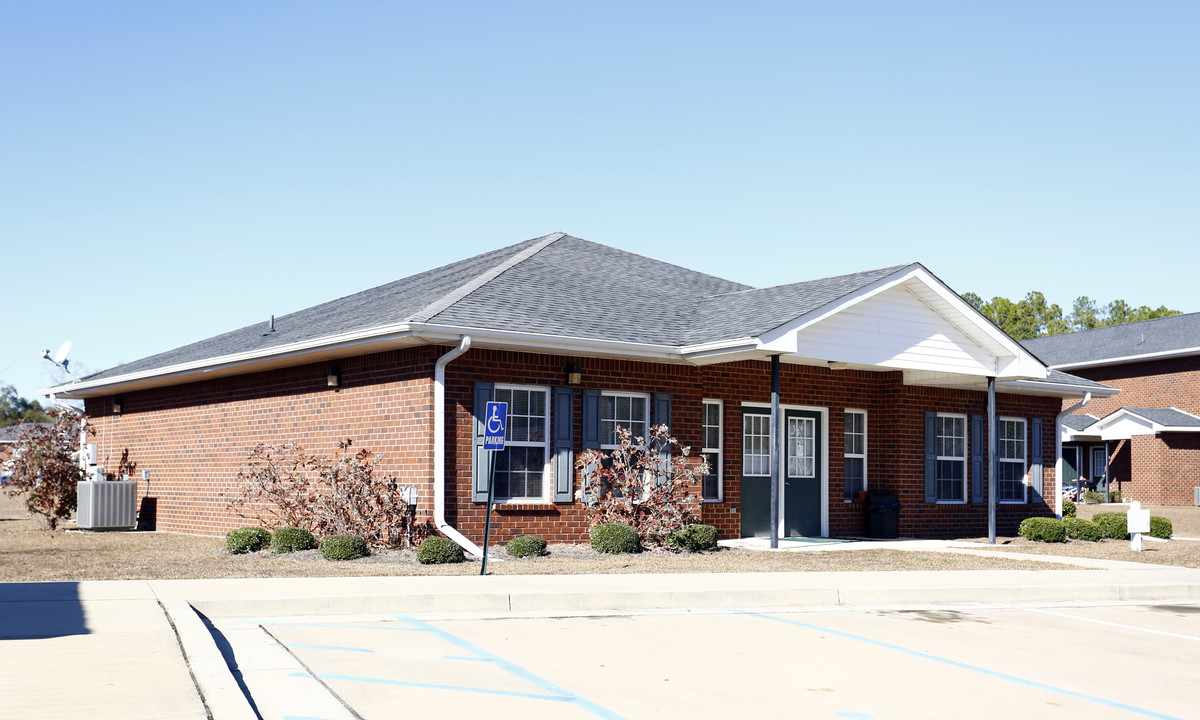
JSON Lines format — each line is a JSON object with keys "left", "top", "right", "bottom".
{"left": 1194, "top": 486, "right": 1200, "bottom": 507}
{"left": 77, "top": 480, "right": 138, "bottom": 529}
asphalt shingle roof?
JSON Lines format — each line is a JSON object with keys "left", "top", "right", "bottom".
{"left": 1061, "top": 414, "right": 1099, "bottom": 431}
{"left": 78, "top": 233, "right": 1091, "bottom": 398}
{"left": 1121, "top": 407, "right": 1200, "bottom": 428}
{"left": 1022, "top": 313, "right": 1200, "bottom": 367}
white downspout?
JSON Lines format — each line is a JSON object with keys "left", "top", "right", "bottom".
{"left": 433, "top": 336, "right": 484, "bottom": 557}
{"left": 1055, "top": 391, "right": 1091, "bottom": 518}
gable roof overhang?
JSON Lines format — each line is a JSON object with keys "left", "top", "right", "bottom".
{"left": 1066, "top": 407, "right": 1200, "bottom": 442}
{"left": 44, "top": 248, "right": 1095, "bottom": 402}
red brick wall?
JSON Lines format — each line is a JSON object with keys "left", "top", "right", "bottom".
{"left": 1130, "top": 433, "right": 1200, "bottom": 505}
{"left": 85, "top": 345, "right": 1062, "bottom": 541}
{"left": 1060, "top": 356, "right": 1200, "bottom": 505}
{"left": 445, "top": 352, "right": 1061, "bottom": 542}
{"left": 84, "top": 347, "right": 439, "bottom": 536}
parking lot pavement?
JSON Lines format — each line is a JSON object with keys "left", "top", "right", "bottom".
{"left": 213, "top": 602, "right": 1200, "bottom": 720}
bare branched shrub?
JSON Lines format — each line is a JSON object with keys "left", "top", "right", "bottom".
{"left": 4, "top": 410, "right": 91, "bottom": 531}
{"left": 575, "top": 424, "right": 709, "bottom": 547}
{"left": 225, "top": 439, "right": 416, "bottom": 549}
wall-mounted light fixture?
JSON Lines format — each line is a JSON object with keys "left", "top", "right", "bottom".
{"left": 327, "top": 366, "right": 341, "bottom": 387}
{"left": 113, "top": 397, "right": 124, "bottom": 414}
{"left": 827, "top": 361, "right": 849, "bottom": 371}
{"left": 565, "top": 363, "right": 583, "bottom": 385}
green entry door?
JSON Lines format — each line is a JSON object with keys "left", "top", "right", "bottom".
{"left": 739, "top": 408, "right": 825, "bottom": 538}
{"left": 784, "top": 409, "right": 823, "bottom": 537}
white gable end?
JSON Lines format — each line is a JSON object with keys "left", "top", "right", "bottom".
{"left": 781, "top": 283, "right": 1000, "bottom": 374}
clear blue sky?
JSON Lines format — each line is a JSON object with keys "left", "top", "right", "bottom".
{"left": 3, "top": 1, "right": 1197, "bottom": 403}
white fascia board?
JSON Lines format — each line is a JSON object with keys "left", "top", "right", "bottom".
{"left": 679, "top": 337, "right": 762, "bottom": 361}
{"left": 1048, "top": 346, "right": 1200, "bottom": 371}
{"left": 45, "top": 323, "right": 690, "bottom": 399}
{"left": 44, "top": 323, "right": 426, "bottom": 398}
{"left": 997, "top": 379, "right": 1120, "bottom": 399}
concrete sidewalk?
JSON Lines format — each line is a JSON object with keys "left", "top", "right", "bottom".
{"left": 3, "top": 549, "right": 1200, "bottom": 720}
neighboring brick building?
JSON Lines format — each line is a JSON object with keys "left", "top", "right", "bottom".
{"left": 1024, "top": 314, "right": 1200, "bottom": 506}
{"left": 49, "top": 233, "right": 1112, "bottom": 548}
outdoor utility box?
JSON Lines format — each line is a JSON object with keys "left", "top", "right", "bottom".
{"left": 866, "top": 491, "right": 901, "bottom": 539}
{"left": 77, "top": 480, "right": 138, "bottom": 529}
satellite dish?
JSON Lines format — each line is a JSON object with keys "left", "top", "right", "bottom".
{"left": 53, "top": 341, "right": 72, "bottom": 365}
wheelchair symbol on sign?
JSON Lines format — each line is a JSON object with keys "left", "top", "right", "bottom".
{"left": 483, "top": 401, "right": 507, "bottom": 450}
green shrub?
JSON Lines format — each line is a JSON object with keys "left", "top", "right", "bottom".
{"left": 1018, "top": 517, "right": 1066, "bottom": 543}
{"left": 270, "top": 526, "right": 316, "bottom": 554}
{"left": 319, "top": 534, "right": 369, "bottom": 560}
{"left": 1092, "top": 512, "right": 1129, "bottom": 539}
{"left": 665, "top": 523, "right": 719, "bottom": 552}
{"left": 226, "top": 527, "right": 271, "bottom": 554}
{"left": 1083, "top": 490, "right": 1105, "bottom": 504}
{"left": 505, "top": 535, "right": 548, "bottom": 558}
{"left": 1150, "top": 516, "right": 1173, "bottom": 540}
{"left": 417, "top": 536, "right": 466, "bottom": 564}
{"left": 1063, "top": 517, "right": 1103, "bottom": 542}
{"left": 590, "top": 522, "right": 641, "bottom": 554}
{"left": 1062, "top": 499, "right": 1076, "bottom": 519}
{"left": 1109, "top": 489, "right": 1123, "bottom": 503}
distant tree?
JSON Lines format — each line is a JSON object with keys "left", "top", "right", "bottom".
{"left": 0, "top": 385, "right": 52, "bottom": 427}
{"left": 965, "top": 292, "right": 1181, "bottom": 339}
{"left": 4, "top": 410, "right": 90, "bottom": 531}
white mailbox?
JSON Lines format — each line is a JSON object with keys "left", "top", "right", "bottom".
{"left": 1128, "top": 501, "right": 1151, "bottom": 551}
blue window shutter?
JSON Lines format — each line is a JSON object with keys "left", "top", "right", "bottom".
{"left": 472, "top": 382, "right": 494, "bottom": 503}
{"left": 582, "top": 389, "right": 601, "bottom": 451}
{"left": 581, "top": 389, "right": 602, "bottom": 500}
{"left": 653, "top": 393, "right": 672, "bottom": 485}
{"left": 971, "top": 414, "right": 984, "bottom": 503}
{"left": 552, "top": 386, "right": 574, "bottom": 502}
{"left": 1031, "top": 417, "right": 1043, "bottom": 505}
{"left": 924, "top": 411, "right": 937, "bottom": 503}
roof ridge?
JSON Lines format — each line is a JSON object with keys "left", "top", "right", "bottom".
{"left": 700, "top": 263, "right": 914, "bottom": 300}
{"left": 408, "top": 233, "right": 565, "bottom": 322}
{"left": 560, "top": 233, "right": 752, "bottom": 292}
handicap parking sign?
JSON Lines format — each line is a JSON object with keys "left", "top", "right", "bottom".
{"left": 483, "top": 401, "right": 507, "bottom": 450}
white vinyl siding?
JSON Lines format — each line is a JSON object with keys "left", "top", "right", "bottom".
{"left": 701, "top": 399, "right": 723, "bottom": 501}
{"left": 844, "top": 410, "right": 866, "bottom": 500}
{"left": 493, "top": 385, "right": 551, "bottom": 502}
{"left": 935, "top": 413, "right": 967, "bottom": 502}
{"left": 600, "top": 392, "right": 649, "bottom": 448}
{"left": 997, "top": 418, "right": 1027, "bottom": 503}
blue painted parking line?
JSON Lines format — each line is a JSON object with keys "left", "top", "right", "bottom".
{"left": 732, "top": 609, "right": 1186, "bottom": 720}
{"left": 268, "top": 616, "right": 628, "bottom": 720}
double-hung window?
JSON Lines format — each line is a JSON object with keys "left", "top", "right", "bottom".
{"left": 935, "top": 413, "right": 967, "bottom": 502}
{"left": 492, "top": 385, "right": 551, "bottom": 502}
{"left": 742, "top": 412, "right": 771, "bottom": 477}
{"left": 844, "top": 410, "right": 867, "bottom": 500}
{"left": 997, "top": 418, "right": 1027, "bottom": 503}
{"left": 600, "top": 392, "right": 649, "bottom": 447}
{"left": 701, "top": 399, "right": 723, "bottom": 501}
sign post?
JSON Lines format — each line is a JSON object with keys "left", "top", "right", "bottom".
{"left": 481, "top": 401, "right": 507, "bottom": 575}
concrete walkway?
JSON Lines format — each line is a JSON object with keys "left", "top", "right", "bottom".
{"left": 3, "top": 543, "right": 1199, "bottom": 720}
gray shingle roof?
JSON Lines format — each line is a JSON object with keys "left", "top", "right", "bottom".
{"left": 682, "top": 265, "right": 912, "bottom": 344}
{"left": 1120, "top": 407, "right": 1200, "bottom": 428}
{"left": 1021, "top": 313, "right": 1200, "bottom": 367}
{"left": 1061, "top": 414, "right": 1099, "bottom": 431}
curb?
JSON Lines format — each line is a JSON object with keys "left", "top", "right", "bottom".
{"left": 160, "top": 599, "right": 258, "bottom": 720}
{"left": 186, "top": 581, "right": 1200, "bottom": 620}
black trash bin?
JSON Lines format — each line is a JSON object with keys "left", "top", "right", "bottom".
{"left": 866, "top": 492, "right": 901, "bottom": 539}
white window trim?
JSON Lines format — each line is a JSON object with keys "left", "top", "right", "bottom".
{"left": 600, "top": 391, "right": 651, "bottom": 450}
{"left": 702, "top": 398, "right": 723, "bottom": 502}
{"left": 998, "top": 416, "right": 1028, "bottom": 504}
{"left": 936, "top": 412, "right": 968, "bottom": 504}
{"left": 493, "top": 384, "right": 552, "bottom": 503}
{"left": 844, "top": 409, "right": 867, "bottom": 502}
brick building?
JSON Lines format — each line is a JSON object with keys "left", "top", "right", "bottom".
{"left": 49, "top": 233, "right": 1112, "bottom": 549}
{"left": 1024, "top": 314, "right": 1200, "bottom": 506}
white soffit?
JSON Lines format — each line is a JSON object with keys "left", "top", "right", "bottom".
{"left": 760, "top": 277, "right": 1041, "bottom": 379}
